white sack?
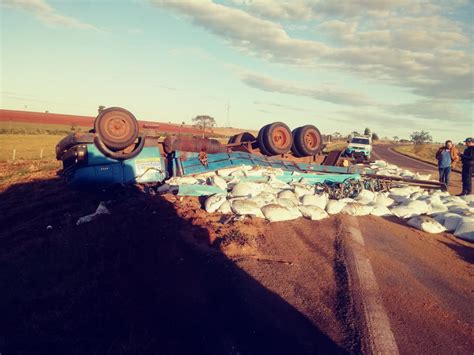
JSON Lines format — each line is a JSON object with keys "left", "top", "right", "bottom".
{"left": 374, "top": 193, "right": 395, "bottom": 207}
{"left": 261, "top": 204, "right": 302, "bottom": 222}
{"left": 231, "top": 182, "right": 263, "bottom": 198}
{"left": 231, "top": 199, "right": 264, "bottom": 218}
{"left": 443, "top": 213, "right": 463, "bottom": 232}
{"left": 277, "top": 197, "right": 300, "bottom": 208}
{"left": 300, "top": 193, "right": 328, "bottom": 209}
{"left": 326, "top": 200, "right": 347, "bottom": 215}
{"left": 341, "top": 203, "right": 374, "bottom": 216}
{"left": 294, "top": 185, "right": 315, "bottom": 198}
{"left": 204, "top": 194, "right": 227, "bottom": 213}
{"left": 454, "top": 218, "right": 474, "bottom": 241}
{"left": 461, "top": 195, "right": 474, "bottom": 203}
{"left": 278, "top": 190, "right": 297, "bottom": 199}
{"left": 249, "top": 192, "right": 277, "bottom": 207}
{"left": 77, "top": 202, "right": 110, "bottom": 225}
{"left": 355, "top": 189, "right": 376, "bottom": 204}
{"left": 370, "top": 204, "right": 392, "bottom": 216}
{"left": 217, "top": 200, "right": 232, "bottom": 214}
{"left": 403, "top": 200, "right": 431, "bottom": 215}
{"left": 390, "top": 205, "right": 420, "bottom": 219}
{"left": 167, "top": 176, "right": 199, "bottom": 185}
{"left": 407, "top": 216, "right": 446, "bottom": 234}
{"left": 298, "top": 206, "right": 329, "bottom": 221}
{"left": 428, "top": 203, "right": 448, "bottom": 215}
{"left": 207, "top": 176, "right": 228, "bottom": 191}
{"left": 442, "top": 196, "right": 468, "bottom": 205}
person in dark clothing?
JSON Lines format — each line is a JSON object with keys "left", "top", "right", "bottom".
{"left": 435, "top": 140, "right": 459, "bottom": 187}
{"left": 458, "top": 137, "right": 474, "bottom": 196}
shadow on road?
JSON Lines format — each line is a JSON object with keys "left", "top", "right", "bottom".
{"left": 438, "top": 240, "right": 474, "bottom": 264}
{"left": 0, "top": 177, "right": 344, "bottom": 354}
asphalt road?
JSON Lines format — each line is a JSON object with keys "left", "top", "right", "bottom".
{"left": 355, "top": 216, "right": 474, "bottom": 354}
{"left": 372, "top": 144, "right": 465, "bottom": 195}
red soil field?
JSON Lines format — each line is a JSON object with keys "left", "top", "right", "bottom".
{"left": 0, "top": 109, "right": 205, "bottom": 135}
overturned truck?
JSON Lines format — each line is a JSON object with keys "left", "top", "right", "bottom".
{"left": 56, "top": 107, "right": 445, "bottom": 197}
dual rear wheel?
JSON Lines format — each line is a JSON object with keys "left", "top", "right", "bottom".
{"left": 257, "top": 123, "right": 322, "bottom": 157}
{"left": 229, "top": 122, "right": 323, "bottom": 157}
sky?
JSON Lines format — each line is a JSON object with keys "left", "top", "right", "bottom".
{"left": 1, "top": 0, "right": 473, "bottom": 142}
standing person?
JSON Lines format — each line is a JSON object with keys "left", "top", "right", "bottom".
{"left": 458, "top": 137, "right": 474, "bottom": 196}
{"left": 435, "top": 140, "right": 459, "bottom": 188}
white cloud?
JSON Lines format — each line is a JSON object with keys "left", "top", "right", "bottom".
{"left": 230, "top": 0, "right": 414, "bottom": 20}
{"left": 3, "top": 0, "right": 98, "bottom": 30}
{"left": 388, "top": 99, "right": 471, "bottom": 122}
{"left": 253, "top": 100, "right": 312, "bottom": 112}
{"left": 151, "top": 0, "right": 329, "bottom": 65}
{"left": 228, "top": 0, "right": 313, "bottom": 20}
{"left": 153, "top": 0, "right": 473, "bottom": 101}
{"left": 240, "top": 71, "right": 375, "bottom": 107}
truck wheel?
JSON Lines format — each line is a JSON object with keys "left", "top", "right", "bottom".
{"left": 234, "top": 132, "right": 256, "bottom": 144}
{"left": 262, "top": 122, "right": 293, "bottom": 155}
{"left": 291, "top": 128, "right": 304, "bottom": 157}
{"left": 257, "top": 124, "right": 272, "bottom": 156}
{"left": 293, "top": 124, "right": 322, "bottom": 156}
{"left": 94, "top": 107, "right": 139, "bottom": 151}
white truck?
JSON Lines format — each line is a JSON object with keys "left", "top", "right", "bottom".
{"left": 343, "top": 135, "right": 372, "bottom": 160}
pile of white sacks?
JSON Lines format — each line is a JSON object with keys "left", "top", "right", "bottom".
{"left": 163, "top": 161, "right": 474, "bottom": 241}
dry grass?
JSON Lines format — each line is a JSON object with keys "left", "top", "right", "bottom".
{"left": 213, "top": 127, "right": 259, "bottom": 137}
{"left": 393, "top": 144, "right": 463, "bottom": 170}
{"left": 324, "top": 141, "right": 347, "bottom": 152}
{"left": 0, "top": 134, "right": 64, "bottom": 161}
{"left": 0, "top": 121, "right": 84, "bottom": 135}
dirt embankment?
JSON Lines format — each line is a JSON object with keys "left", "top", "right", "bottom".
{"left": 0, "top": 162, "right": 356, "bottom": 354}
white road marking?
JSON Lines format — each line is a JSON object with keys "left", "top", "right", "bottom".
{"left": 344, "top": 216, "right": 399, "bottom": 355}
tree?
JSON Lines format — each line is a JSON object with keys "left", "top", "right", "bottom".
{"left": 371, "top": 132, "right": 379, "bottom": 141}
{"left": 393, "top": 136, "right": 399, "bottom": 142}
{"left": 410, "top": 130, "right": 432, "bottom": 145}
{"left": 98, "top": 105, "right": 106, "bottom": 113}
{"left": 192, "top": 115, "right": 216, "bottom": 133}
{"left": 364, "top": 127, "right": 371, "bottom": 136}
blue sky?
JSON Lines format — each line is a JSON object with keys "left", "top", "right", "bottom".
{"left": 1, "top": 0, "right": 472, "bottom": 142}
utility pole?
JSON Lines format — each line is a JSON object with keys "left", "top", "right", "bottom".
{"left": 225, "top": 101, "right": 230, "bottom": 128}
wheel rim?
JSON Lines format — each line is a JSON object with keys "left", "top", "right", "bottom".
{"left": 304, "top": 130, "right": 320, "bottom": 149}
{"left": 99, "top": 111, "right": 134, "bottom": 143}
{"left": 271, "top": 127, "right": 291, "bottom": 149}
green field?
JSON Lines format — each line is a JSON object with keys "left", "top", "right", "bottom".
{"left": 0, "top": 134, "right": 64, "bottom": 161}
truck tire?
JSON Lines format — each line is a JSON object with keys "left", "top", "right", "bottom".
{"left": 234, "top": 132, "right": 256, "bottom": 144}
{"left": 257, "top": 124, "right": 272, "bottom": 156}
{"left": 94, "top": 134, "right": 145, "bottom": 160}
{"left": 94, "top": 107, "right": 139, "bottom": 151}
{"left": 261, "top": 122, "right": 293, "bottom": 155}
{"left": 293, "top": 124, "right": 322, "bottom": 156}
{"left": 291, "top": 128, "right": 304, "bottom": 157}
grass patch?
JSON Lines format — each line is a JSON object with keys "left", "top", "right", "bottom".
{"left": 0, "top": 134, "right": 64, "bottom": 161}
{"left": 324, "top": 141, "right": 347, "bottom": 153}
{"left": 0, "top": 121, "right": 85, "bottom": 135}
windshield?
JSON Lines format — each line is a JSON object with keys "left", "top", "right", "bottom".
{"left": 351, "top": 138, "right": 370, "bottom": 145}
